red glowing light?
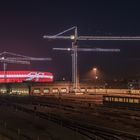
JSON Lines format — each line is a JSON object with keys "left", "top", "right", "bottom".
{"left": 0, "top": 71, "right": 53, "bottom": 83}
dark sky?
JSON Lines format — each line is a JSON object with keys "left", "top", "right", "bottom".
{"left": 0, "top": 0, "right": 140, "bottom": 80}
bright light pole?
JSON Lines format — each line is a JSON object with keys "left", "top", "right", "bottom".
{"left": 93, "top": 67, "right": 98, "bottom": 81}
{"left": 93, "top": 67, "right": 98, "bottom": 90}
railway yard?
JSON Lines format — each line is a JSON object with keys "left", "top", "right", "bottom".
{"left": 0, "top": 94, "right": 140, "bottom": 140}
{"left": 0, "top": 1, "right": 140, "bottom": 140}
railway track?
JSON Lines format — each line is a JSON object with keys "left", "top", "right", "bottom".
{"left": 2, "top": 95, "right": 140, "bottom": 123}
{"left": 1, "top": 101, "right": 139, "bottom": 139}
{"left": 20, "top": 97, "right": 140, "bottom": 122}
{"left": 13, "top": 104, "right": 140, "bottom": 140}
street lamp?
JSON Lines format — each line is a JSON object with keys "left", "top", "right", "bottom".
{"left": 92, "top": 67, "right": 98, "bottom": 89}
{"left": 95, "top": 76, "right": 98, "bottom": 79}
{"left": 93, "top": 67, "right": 98, "bottom": 80}
{"left": 93, "top": 68, "right": 97, "bottom": 71}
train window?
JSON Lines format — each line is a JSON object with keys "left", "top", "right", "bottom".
{"left": 87, "top": 89, "right": 90, "bottom": 92}
{"left": 80, "top": 88, "right": 86, "bottom": 93}
{"left": 133, "top": 99, "right": 139, "bottom": 103}
{"left": 11, "top": 88, "right": 28, "bottom": 95}
{"left": 19, "top": 89, "right": 29, "bottom": 94}
{"left": 52, "top": 88, "right": 59, "bottom": 93}
{"left": 111, "top": 97, "right": 114, "bottom": 102}
{"left": 105, "top": 97, "right": 109, "bottom": 101}
{"left": 87, "top": 88, "right": 94, "bottom": 93}
{"left": 108, "top": 97, "right": 111, "bottom": 101}
{"left": 129, "top": 98, "right": 134, "bottom": 103}
{"left": 0, "top": 89, "right": 7, "bottom": 94}
{"left": 119, "top": 98, "right": 123, "bottom": 102}
{"left": 60, "top": 88, "right": 67, "bottom": 93}
{"left": 125, "top": 98, "right": 129, "bottom": 103}
{"left": 86, "top": 88, "right": 90, "bottom": 92}
{"left": 33, "top": 88, "right": 40, "bottom": 94}
{"left": 114, "top": 98, "right": 118, "bottom": 102}
{"left": 44, "top": 88, "right": 50, "bottom": 94}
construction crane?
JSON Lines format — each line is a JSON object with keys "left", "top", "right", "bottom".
{"left": 43, "top": 26, "right": 140, "bottom": 92}
{"left": 0, "top": 51, "right": 52, "bottom": 82}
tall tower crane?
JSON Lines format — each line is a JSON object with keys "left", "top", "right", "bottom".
{"left": 43, "top": 26, "right": 140, "bottom": 92}
{"left": 0, "top": 51, "right": 51, "bottom": 82}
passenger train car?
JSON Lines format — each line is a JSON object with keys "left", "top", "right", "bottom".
{"left": 0, "top": 71, "right": 53, "bottom": 83}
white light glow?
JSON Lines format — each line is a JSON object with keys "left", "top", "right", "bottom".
{"left": 70, "top": 35, "right": 75, "bottom": 40}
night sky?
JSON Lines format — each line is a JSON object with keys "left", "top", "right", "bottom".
{"left": 0, "top": 1, "right": 140, "bottom": 81}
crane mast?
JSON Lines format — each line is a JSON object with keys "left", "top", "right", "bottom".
{"left": 72, "top": 27, "right": 78, "bottom": 90}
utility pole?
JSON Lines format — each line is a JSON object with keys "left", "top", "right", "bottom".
{"left": 43, "top": 26, "right": 140, "bottom": 93}
{"left": 3, "top": 62, "right": 7, "bottom": 83}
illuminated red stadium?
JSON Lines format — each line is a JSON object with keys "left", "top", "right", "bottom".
{"left": 0, "top": 71, "right": 53, "bottom": 83}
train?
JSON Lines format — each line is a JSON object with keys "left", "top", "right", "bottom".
{"left": 103, "top": 95, "right": 140, "bottom": 104}
{"left": 0, "top": 71, "right": 53, "bottom": 83}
